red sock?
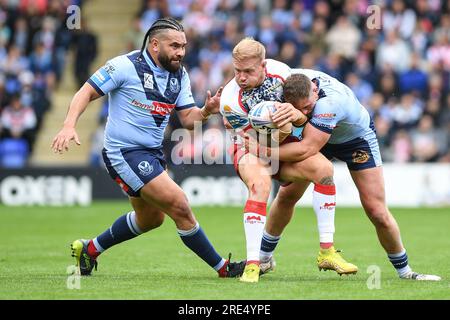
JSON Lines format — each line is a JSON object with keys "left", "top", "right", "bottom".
{"left": 320, "top": 242, "right": 333, "bottom": 249}
{"left": 87, "top": 240, "right": 100, "bottom": 259}
{"left": 217, "top": 260, "right": 229, "bottom": 277}
{"left": 246, "top": 260, "right": 260, "bottom": 266}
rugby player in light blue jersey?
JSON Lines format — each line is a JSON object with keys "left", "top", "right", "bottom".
{"left": 51, "top": 18, "right": 245, "bottom": 278}
{"left": 258, "top": 71, "right": 440, "bottom": 281}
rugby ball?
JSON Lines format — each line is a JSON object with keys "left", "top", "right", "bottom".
{"left": 248, "top": 101, "right": 278, "bottom": 134}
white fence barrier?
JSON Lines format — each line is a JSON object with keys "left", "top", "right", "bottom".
{"left": 182, "top": 164, "right": 450, "bottom": 207}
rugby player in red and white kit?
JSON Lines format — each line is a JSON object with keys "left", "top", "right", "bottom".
{"left": 220, "top": 38, "right": 357, "bottom": 283}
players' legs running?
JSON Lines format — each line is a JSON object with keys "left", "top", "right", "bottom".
{"left": 138, "top": 171, "right": 242, "bottom": 277}
{"left": 350, "top": 167, "right": 440, "bottom": 280}
{"left": 238, "top": 153, "right": 272, "bottom": 282}
{"left": 278, "top": 153, "right": 337, "bottom": 249}
{"left": 71, "top": 197, "right": 165, "bottom": 276}
{"left": 259, "top": 181, "right": 309, "bottom": 273}
{"left": 89, "top": 197, "right": 165, "bottom": 258}
{"left": 260, "top": 153, "right": 357, "bottom": 275}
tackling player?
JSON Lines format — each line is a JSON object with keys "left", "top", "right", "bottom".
{"left": 250, "top": 71, "right": 441, "bottom": 281}
{"left": 220, "top": 38, "right": 357, "bottom": 283}
{"left": 51, "top": 18, "right": 245, "bottom": 278}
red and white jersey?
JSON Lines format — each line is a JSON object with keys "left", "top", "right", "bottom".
{"left": 220, "top": 59, "right": 291, "bottom": 140}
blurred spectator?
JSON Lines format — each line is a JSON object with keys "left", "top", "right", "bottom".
{"left": 398, "top": 53, "right": 428, "bottom": 97}
{"left": 410, "top": 115, "right": 447, "bottom": 162}
{"left": 304, "top": 18, "right": 327, "bottom": 59}
{"left": 11, "top": 17, "right": 29, "bottom": 54}
{"left": 0, "top": 45, "right": 29, "bottom": 78}
{"left": 383, "top": 0, "right": 417, "bottom": 40}
{"left": 182, "top": 2, "right": 214, "bottom": 37}
{"left": 0, "top": 94, "right": 36, "bottom": 149}
{"left": 377, "top": 70, "right": 399, "bottom": 100}
{"left": 376, "top": 30, "right": 412, "bottom": 72}
{"left": 140, "top": 0, "right": 165, "bottom": 31}
{"left": 345, "top": 72, "right": 373, "bottom": 106}
{"left": 271, "top": 0, "right": 293, "bottom": 33}
{"left": 374, "top": 116, "right": 392, "bottom": 160}
{"left": 277, "top": 40, "right": 301, "bottom": 68}
{"left": 125, "top": 15, "right": 146, "bottom": 52}
{"left": 325, "top": 15, "right": 361, "bottom": 60}
{"left": 391, "top": 129, "right": 412, "bottom": 163}
{"left": 299, "top": 52, "right": 317, "bottom": 70}
{"left": 391, "top": 94, "right": 423, "bottom": 130}
{"left": 0, "top": 10, "right": 11, "bottom": 47}
{"left": 72, "top": 20, "right": 98, "bottom": 89}
{"left": 168, "top": 0, "right": 194, "bottom": 20}
{"left": 410, "top": 18, "right": 430, "bottom": 57}
{"left": 256, "top": 15, "right": 278, "bottom": 57}
{"left": 241, "top": 0, "right": 259, "bottom": 38}
{"left": 426, "top": 29, "right": 450, "bottom": 71}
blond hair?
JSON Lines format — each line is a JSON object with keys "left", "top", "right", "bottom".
{"left": 232, "top": 38, "right": 266, "bottom": 62}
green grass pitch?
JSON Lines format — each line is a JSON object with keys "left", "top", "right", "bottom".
{"left": 0, "top": 202, "right": 448, "bottom": 300}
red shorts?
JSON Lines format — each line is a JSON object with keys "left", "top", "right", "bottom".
{"left": 230, "top": 136, "right": 300, "bottom": 186}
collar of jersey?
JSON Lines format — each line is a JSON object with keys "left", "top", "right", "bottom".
{"left": 143, "top": 49, "right": 167, "bottom": 75}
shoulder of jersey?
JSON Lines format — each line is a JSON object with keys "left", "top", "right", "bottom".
{"left": 265, "top": 59, "right": 291, "bottom": 80}
{"left": 106, "top": 51, "right": 137, "bottom": 69}
{"left": 290, "top": 68, "right": 317, "bottom": 80}
{"left": 221, "top": 79, "right": 247, "bottom": 116}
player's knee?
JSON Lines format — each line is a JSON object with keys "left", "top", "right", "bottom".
{"left": 247, "top": 177, "right": 271, "bottom": 199}
{"left": 310, "top": 160, "right": 334, "bottom": 185}
{"left": 366, "top": 206, "right": 391, "bottom": 228}
{"left": 169, "top": 197, "right": 193, "bottom": 222}
{"left": 276, "top": 191, "right": 300, "bottom": 207}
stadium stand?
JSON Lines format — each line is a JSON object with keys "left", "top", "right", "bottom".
{"left": 0, "top": 0, "right": 448, "bottom": 168}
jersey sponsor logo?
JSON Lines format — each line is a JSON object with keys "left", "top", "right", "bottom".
{"left": 138, "top": 161, "right": 154, "bottom": 176}
{"left": 310, "top": 120, "right": 336, "bottom": 129}
{"left": 320, "top": 202, "right": 336, "bottom": 210}
{"left": 144, "top": 73, "right": 154, "bottom": 89}
{"left": 169, "top": 78, "right": 180, "bottom": 93}
{"left": 245, "top": 215, "right": 263, "bottom": 224}
{"left": 352, "top": 150, "right": 370, "bottom": 164}
{"left": 104, "top": 62, "right": 115, "bottom": 75}
{"left": 313, "top": 113, "right": 336, "bottom": 119}
{"left": 152, "top": 101, "right": 175, "bottom": 115}
{"left": 131, "top": 99, "right": 175, "bottom": 116}
{"left": 91, "top": 68, "right": 111, "bottom": 87}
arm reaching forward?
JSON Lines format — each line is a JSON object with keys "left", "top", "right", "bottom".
{"left": 51, "top": 83, "right": 102, "bottom": 154}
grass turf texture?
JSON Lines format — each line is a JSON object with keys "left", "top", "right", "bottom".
{"left": 0, "top": 202, "right": 448, "bottom": 300}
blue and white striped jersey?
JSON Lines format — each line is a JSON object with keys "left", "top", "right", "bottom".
{"left": 88, "top": 49, "right": 196, "bottom": 150}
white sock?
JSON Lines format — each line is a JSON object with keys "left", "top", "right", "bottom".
{"left": 243, "top": 200, "right": 267, "bottom": 264}
{"left": 388, "top": 250, "right": 412, "bottom": 277}
{"left": 313, "top": 184, "right": 336, "bottom": 244}
{"left": 260, "top": 230, "right": 281, "bottom": 262}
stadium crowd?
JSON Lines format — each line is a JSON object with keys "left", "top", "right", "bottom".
{"left": 128, "top": 0, "right": 449, "bottom": 165}
{"left": 1, "top": 0, "right": 449, "bottom": 167}
{"left": 0, "top": 0, "right": 86, "bottom": 167}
